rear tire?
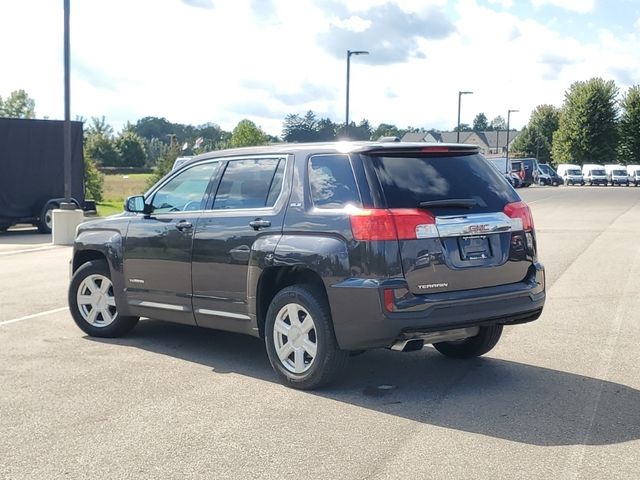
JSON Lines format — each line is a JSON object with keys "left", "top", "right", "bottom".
{"left": 37, "top": 202, "right": 58, "bottom": 234}
{"left": 69, "top": 260, "right": 139, "bottom": 337}
{"left": 265, "top": 285, "right": 348, "bottom": 390}
{"left": 433, "top": 325, "right": 503, "bottom": 359}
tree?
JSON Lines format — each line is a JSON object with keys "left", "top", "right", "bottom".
{"left": 282, "top": 111, "right": 319, "bottom": 142}
{"left": 148, "top": 145, "right": 180, "bottom": 187}
{"left": 490, "top": 116, "right": 506, "bottom": 130}
{"left": 116, "top": 130, "right": 147, "bottom": 167}
{"left": 552, "top": 78, "right": 619, "bottom": 165}
{"left": 473, "top": 113, "right": 489, "bottom": 131}
{"left": 87, "top": 116, "right": 114, "bottom": 137}
{"left": 453, "top": 123, "right": 472, "bottom": 132}
{"left": 0, "top": 89, "right": 36, "bottom": 118}
{"left": 83, "top": 151, "right": 104, "bottom": 202}
{"left": 511, "top": 104, "right": 560, "bottom": 163}
{"left": 230, "top": 119, "right": 267, "bottom": 148}
{"left": 618, "top": 85, "right": 640, "bottom": 165}
{"left": 371, "top": 123, "right": 402, "bottom": 140}
{"left": 85, "top": 131, "right": 120, "bottom": 166}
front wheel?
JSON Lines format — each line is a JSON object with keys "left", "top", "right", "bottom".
{"left": 69, "top": 259, "right": 139, "bottom": 337}
{"left": 265, "top": 285, "right": 348, "bottom": 390}
{"left": 433, "top": 325, "right": 503, "bottom": 359}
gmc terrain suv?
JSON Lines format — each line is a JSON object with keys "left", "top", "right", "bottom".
{"left": 69, "top": 142, "right": 545, "bottom": 389}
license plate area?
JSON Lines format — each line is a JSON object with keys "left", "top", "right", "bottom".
{"left": 458, "top": 235, "right": 492, "bottom": 260}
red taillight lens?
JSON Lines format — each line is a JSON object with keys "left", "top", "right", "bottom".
{"left": 420, "top": 146, "right": 451, "bottom": 153}
{"left": 350, "top": 208, "right": 436, "bottom": 241}
{"left": 504, "top": 201, "right": 534, "bottom": 231}
{"left": 383, "top": 289, "right": 395, "bottom": 312}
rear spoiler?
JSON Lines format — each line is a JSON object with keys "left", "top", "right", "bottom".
{"left": 359, "top": 143, "right": 479, "bottom": 156}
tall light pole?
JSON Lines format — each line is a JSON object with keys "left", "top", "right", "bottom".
{"left": 505, "top": 109, "right": 519, "bottom": 172}
{"left": 456, "top": 91, "right": 473, "bottom": 143}
{"left": 345, "top": 50, "right": 369, "bottom": 138}
{"left": 61, "top": 0, "right": 73, "bottom": 209}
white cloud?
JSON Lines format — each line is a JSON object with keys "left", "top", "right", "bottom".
{"left": 487, "top": 0, "right": 514, "bottom": 8}
{"left": 531, "top": 0, "right": 596, "bottom": 14}
{"left": 0, "top": 0, "right": 637, "bottom": 137}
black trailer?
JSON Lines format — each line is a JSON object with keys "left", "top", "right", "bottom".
{"left": 0, "top": 117, "right": 84, "bottom": 233}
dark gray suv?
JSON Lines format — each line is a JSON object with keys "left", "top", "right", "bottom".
{"left": 69, "top": 142, "right": 545, "bottom": 389}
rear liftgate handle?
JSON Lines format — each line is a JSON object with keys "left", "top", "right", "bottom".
{"left": 249, "top": 218, "right": 271, "bottom": 230}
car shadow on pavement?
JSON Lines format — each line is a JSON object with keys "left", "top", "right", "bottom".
{"left": 88, "top": 319, "right": 640, "bottom": 448}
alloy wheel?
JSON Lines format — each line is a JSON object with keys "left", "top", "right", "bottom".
{"left": 76, "top": 274, "right": 118, "bottom": 327}
{"left": 273, "top": 303, "right": 318, "bottom": 374}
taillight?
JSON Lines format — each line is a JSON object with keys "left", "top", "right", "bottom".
{"left": 350, "top": 208, "right": 437, "bottom": 241}
{"left": 504, "top": 201, "right": 534, "bottom": 231}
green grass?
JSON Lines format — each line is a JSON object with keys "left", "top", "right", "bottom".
{"left": 96, "top": 201, "right": 124, "bottom": 217}
{"left": 97, "top": 173, "right": 153, "bottom": 216}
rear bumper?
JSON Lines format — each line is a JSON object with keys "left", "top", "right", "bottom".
{"left": 328, "top": 263, "right": 545, "bottom": 350}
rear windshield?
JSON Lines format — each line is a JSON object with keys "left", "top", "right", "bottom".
{"left": 367, "top": 153, "right": 519, "bottom": 214}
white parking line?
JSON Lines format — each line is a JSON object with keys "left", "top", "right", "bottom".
{"left": 0, "top": 245, "right": 63, "bottom": 256}
{"left": 0, "top": 307, "right": 69, "bottom": 327}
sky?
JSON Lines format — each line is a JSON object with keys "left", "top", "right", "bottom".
{"left": 1, "top": 0, "right": 639, "bottom": 137}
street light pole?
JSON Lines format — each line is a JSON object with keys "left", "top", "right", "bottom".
{"left": 505, "top": 109, "right": 519, "bottom": 173}
{"left": 345, "top": 50, "right": 369, "bottom": 138}
{"left": 62, "top": 0, "right": 73, "bottom": 209}
{"left": 456, "top": 91, "right": 473, "bottom": 143}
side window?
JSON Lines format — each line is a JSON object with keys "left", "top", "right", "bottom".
{"left": 308, "top": 154, "right": 361, "bottom": 208}
{"left": 213, "top": 158, "right": 285, "bottom": 210}
{"left": 151, "top": 162, "right": 218, "bottom": 213}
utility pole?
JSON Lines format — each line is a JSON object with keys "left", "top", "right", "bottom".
{"left": 456, "top": 91, "right": 473, "bottom": 143}
{"left": 345, "top": 50, "right": 369, "bottom": 138}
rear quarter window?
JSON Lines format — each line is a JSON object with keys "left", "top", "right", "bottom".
{"left": 368, "top": 153, "right": 519, "bottom": 214}
{"left": 308, "top": 154, "right": 361, "bottom": 208}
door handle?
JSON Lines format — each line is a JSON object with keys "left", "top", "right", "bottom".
{"left": 249, "top": 219, "right": 271, "bottom": 230}
{"left": 175, "top": 220, "right": 193, "bottom": 232}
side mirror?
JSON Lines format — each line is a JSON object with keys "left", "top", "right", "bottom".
{"left": 125, "top": 195, "right": 151, "bottom": 214}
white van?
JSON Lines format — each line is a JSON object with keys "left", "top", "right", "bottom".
{"left": 582, "top": 164, "right": 608, "bottom": 186}
{"left": 627, "top": 165, "right": 640, "bottom": 186}
{"left": 604, "top": 164, "right": 629, "bottom": 186}
{"left": 556, "top": 164, "right": 584, "bottom": 186}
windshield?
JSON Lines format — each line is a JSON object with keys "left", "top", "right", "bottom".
{"left": 567, "top": 169, "right": 581, "bottom": 175}
{"left": 539, "top": 165, "right": 554, "bottom": 174}
{"left": 613, "top": 170, "right": 627, "bottom": 176}
{"left": 367, "top": 153, "right": 519, "bottom": 215}
{"left": 591, "top": 170, "right": 606, "bottom": 176}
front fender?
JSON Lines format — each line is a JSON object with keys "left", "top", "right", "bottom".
{"left": 73, "top": 222, "right": 130, "bottom": 315}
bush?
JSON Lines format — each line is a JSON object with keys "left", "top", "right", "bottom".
{"left": 84, "top": 154, "right": 104, "bottom": 202}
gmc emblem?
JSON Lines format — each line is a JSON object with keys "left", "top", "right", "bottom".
{"left": 467, "top": 224, "right": 490, "bottom": 234}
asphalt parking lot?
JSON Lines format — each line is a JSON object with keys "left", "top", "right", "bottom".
{"left": 1, "top": 186, "right": 639, "bottom": 480}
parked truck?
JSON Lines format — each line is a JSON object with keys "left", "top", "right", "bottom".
{"left": 627, "top": 165, "right": 640, "bottom": 186}
{"left": 604, "top": 164, "right": 629, "bottom": 186}
{"left": 0, "top": 118, "right": 85, "bottom": 233}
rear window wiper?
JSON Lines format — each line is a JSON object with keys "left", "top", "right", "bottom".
{"left": 418, "top": 199, "right": 478, "bottom": 209}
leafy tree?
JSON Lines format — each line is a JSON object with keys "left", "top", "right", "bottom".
{"left": 83, "top": 151, "right": 104, "bottom": 202}
{"left": 348, "top": 119, "right": 373, "bottom": 140}
{"left": 316, "top": 118, "right": 337, "bottom": 141}
{"left": 473, "top": 113, "right": 489, "bottom": 131}
{"left": 145, "top": 137, "right": 169, "bottom": 167}
{"left": 148, "top": 145, "right": 180, "bottom": 187}
{"left": 618, "top": 85, "right": 640, "bottom": 165}
{"left": 511, "top": 104, "right": 559, "bottom": 163}
{"left": 230, "top": 119, "right": 267, "bottom": 148}
{"left": 87, "top": 116, "right": 114, "bottom": 137}
{"left": 85, "top": 131, "right": 120, "bottom": 167}
{"left": 282, "top": 111, "right": 319, "bottom": 142}
{"left": 552, "top": 78, "right": 619, "bottom": 165}
{"left": 116, "top": 130, "right": 147, "bottom": 167}
{"left": 453, "top": 123, "right": 472, "bottom": 132}
{"left": 372, "top": 123, "right": 402, "bottom": 140}
{"left": 490, "top": 116, "right": 506, "bottom": 130}
{"left": 0, "top": 89, "right": 36, "bottom": 118}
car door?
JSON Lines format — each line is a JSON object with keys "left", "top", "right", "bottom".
{"left": 123, "top": 161, "right": 220, "bottom": 325}
{"left": 191, "top": 155, "right": 290, "bottom": 333}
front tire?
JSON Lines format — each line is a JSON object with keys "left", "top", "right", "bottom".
{"left": 433, "top": 325, "right": 503, "bottom": 359}
{"left": 69, "top": 260, "right": 139, "bottom": 337}
{"left": 265, "top": 285, "right": 348, "bottom": 390}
